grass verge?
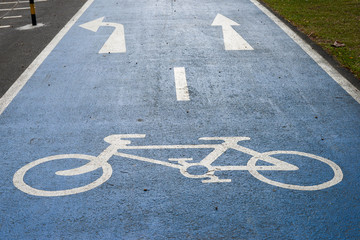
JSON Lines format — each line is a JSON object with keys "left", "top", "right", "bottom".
{"left": 259, "top": 0, "right": 360, "bottom": 80}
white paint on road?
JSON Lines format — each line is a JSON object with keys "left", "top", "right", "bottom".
{"left": 3, "top": 15, "right": 22, "bottom": 19}
{"left": 79, "top": 17, "right": 126, "bottom": 53}
{"left": 212, "top": 13, "right": 253, "bottom": 51}
{"left": 16, "top": 23, "right": 45, "bottom": 30}
{"left": 0, "top": 0, "right": 95, "bottom": 115}
{"left": 0, "top": 7, "right": 29, "bottom": 11}
{"left": 174, "top": 67, "right": 190, "bottom": 101}
{"left": 251, "top": 0, "right": 360, "bottom": 104}
{"left": 0, "top": 0, "right": 47, "bottom": 4}
{"left": 13, "top": 135, "right": 343, "bottom": 196}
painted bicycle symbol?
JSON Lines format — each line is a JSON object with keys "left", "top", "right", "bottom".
{"left": 13, "top": 134, "right": 343, "bottom": 197}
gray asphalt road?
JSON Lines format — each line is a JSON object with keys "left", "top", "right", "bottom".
{"left": 0, "top": 0, "right": 87, "bottom": 97}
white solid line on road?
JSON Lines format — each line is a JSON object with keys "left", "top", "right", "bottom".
{"left": 3, "top": 15, "right": 22, "bottom": 19}
{"left": 0, "top": 25, "right": 11, "bottom": 28}
{"left": 174, "top": 67, "right": 190, "bottom": 101}
{"left": 0, "top": 7, "right": 30, "bottom": 11}
{"left": 251, "top": 0, "right": 360, "bottom": 104}
{"left": 0, "top": 0, "right": 95, "bottom": 115}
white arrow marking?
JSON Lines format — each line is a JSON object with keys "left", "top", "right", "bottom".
{"left": 211, "top": 13, "right": 253, "bottom": 51}
{"left": 80, "top": 17, "right": 126, "bottom": 53}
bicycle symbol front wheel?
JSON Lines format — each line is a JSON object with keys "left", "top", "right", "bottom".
{"left": 247, "top": 151, "right": 343, "bottom": 191}
{"left": 13, "top": 154, "right": 113, "bottom": 197}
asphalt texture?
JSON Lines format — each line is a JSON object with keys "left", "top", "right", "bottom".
{"left": 0, "top": 0, "right": 87, "bottom": 97}
{"left": 0, "top": 0, "right": 359, "bottom": 239}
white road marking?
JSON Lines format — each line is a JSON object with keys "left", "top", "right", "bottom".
{"left": 212, "top": 13, "right": 253, "bottom": 51}
{"left": 13, "top": 135, "right": 343, "bottom": 196}
{"left": 0, "top": 7, "right": 29, "bottom": 11}
{"left": 251, "top": 0, "right": 360, "bottom": 104}
{"left": 174, "top": 67, "right": 190, "bottom": 101}
{"left": 0, "top": 25, "right": 11, "bottom": 28}
{"left": 79, "top": 17, "right": 126, "bottom": 53}
{"left": 0, "top": 0, "right": 95, "bottom": 115}
{"left": 16, "top": 23, "right": 44, "bottom": 30}
{"left": 0, "top": 0, "right": 46, "bottom": 4}
{"left": 3, "top": 15, "right": 22, "bottom": 18}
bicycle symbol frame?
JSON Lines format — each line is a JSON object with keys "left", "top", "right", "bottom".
{"left": 13, "top": 134, "right": 343, "bottom": 197}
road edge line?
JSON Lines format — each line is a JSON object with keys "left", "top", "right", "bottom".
{"left": 251, "top": 0, "right": 360, "bottom": 104}
{"left": 0, "top": 0, "right": 94, "bottom": 115}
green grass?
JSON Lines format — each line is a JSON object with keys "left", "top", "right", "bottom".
{"left": 259, "top": 0, "right": 360, "bottom": 79}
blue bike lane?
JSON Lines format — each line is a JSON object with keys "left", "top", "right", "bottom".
{"left": 1, "top": 0, "right": 359, "bottom": 239}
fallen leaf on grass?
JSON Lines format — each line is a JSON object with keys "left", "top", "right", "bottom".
{"left": 331, "top": 41, "right": 345, "bottom": 48}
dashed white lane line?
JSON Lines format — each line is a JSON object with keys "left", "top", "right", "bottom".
{"left": 251, "top": 0, "right": 360, "bottom": 104}
{"left": 0, "top": 25, "right": 11, "bottom": 28}
{"left": 0, "top": 0, "right": 95, "bottom": 115}
{"left": 174, "top": 67, "right": 190, "bottom": 101}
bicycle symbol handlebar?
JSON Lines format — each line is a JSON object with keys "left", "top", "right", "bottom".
{"left": 13, "top": 134, "right": 343, "bottom": 197}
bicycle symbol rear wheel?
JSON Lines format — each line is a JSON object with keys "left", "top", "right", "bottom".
{"left": 13, "top": 154, "right": 113, "bottom": 197}
{"left": 247, "top": 151, "right": 343, "bottom": 191}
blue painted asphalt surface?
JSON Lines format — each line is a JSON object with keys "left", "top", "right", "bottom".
{"left": 1, "top": 0, "right": 360, "bottom": 238}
